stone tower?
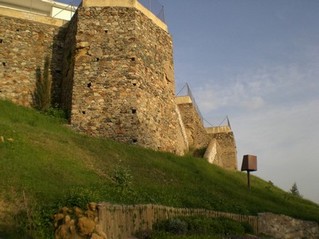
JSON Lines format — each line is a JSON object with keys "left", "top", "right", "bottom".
{"left": 61, "top": 0, "right": 187, "bottom": 154}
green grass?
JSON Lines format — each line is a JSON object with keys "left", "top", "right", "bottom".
{"left": 0, "top": 100, "right": 319, "bottom": 238}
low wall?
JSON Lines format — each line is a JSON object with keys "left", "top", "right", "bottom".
{"left": 97, "top": 203, "right": 258, "bottom": 239}
{"left": 54, "top": 203, "right": 319, "bottom": 239}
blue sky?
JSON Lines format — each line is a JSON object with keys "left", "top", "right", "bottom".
{"left": 59, "top": 0, "right": 319, "bottom": 203}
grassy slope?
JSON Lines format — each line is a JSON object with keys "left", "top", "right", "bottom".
{"left": 0, "top": 100, "right": 318, "bottom": 232}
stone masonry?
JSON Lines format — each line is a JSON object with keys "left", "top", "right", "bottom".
{"left": 0, "top": 14, "right": 66, "bottom": 107}
{"left": 0, "top": 0, "right": 237, "bottom": 169}
{"left": 61, "top": 4, "right": 187, "bottom": 155}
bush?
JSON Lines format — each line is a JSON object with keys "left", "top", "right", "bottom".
{"left": 153, "top": 216, "right": 247, "bottom": 237}
{"left": 111, "top": 164, "right": 133, "bottom": 191}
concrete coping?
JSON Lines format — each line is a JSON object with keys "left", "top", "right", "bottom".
{"left": 0, "top": 6, "right": 67, "bottom": 26}
{"left": 81, "top": 0, "right": 168, "bottom": 32}
{"left": 206, "top": 126, "right": 232, "bottom": 134}
{"left": 175, "top": 95, "right": 192, "bottom": 104}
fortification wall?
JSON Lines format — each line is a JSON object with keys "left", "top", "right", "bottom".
{"left": 0, "top": 8, "right": 67, "bottom": 107}
{"left": 176, "top": 96, "right": 210, "bottom": 149}
{"left": 66, "top": 5, "right": 187, "bottom": 154}
{"left": 207, "top": 127, "right": 237, "bottom": 170}
{"left": 0, "top": 4, "right": 237, "bottom": 163}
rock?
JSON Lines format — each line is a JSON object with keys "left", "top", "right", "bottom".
{"left": 74, "top": 206, "right": 84, "bottom": 217}
{"left": 60, "top": 206, "right": 71, "bottom": 215}
{"left": 7, "top": 138, "right": 14, "bottom": 142}
{"left": 77, "top": 217, "right": 96, "bottom": 236}
{"left": 88, "top": 202, "right": 97, "bottom": 211}
{"left": 91, "top": 233, "right": 104, "bottom": 239}
{"left": 0, "top": 136, "right": 4, "bottom": 143}
{"left": 64, "top": 215, "right": 71, "bottom": 224}
{"left": 78, "top": 41, "right": 90, "bottom": 48}
{"left": 54, "top": 213, "right": 65, "bottom": 223}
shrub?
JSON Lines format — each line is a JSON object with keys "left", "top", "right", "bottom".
{"left": 154, "top": 216, "right": 247, "bottom": 237}
{"left": 111, "top": 164, "right": 133, "bottom": 191}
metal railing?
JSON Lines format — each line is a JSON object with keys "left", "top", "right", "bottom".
{"left": 138, "top": 0, "right": 165, "bottom": 22}
{"left": 176, "top": 84, "right": 232, "bottom": 128}
{"left": 53, "top": 0, "right": 80, "bottom": 19}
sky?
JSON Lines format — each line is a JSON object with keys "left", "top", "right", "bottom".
{"left": 60, "top": 0, "right": 319, "bottom": 203}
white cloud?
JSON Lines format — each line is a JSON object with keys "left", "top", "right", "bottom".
{"left": 193, "top": 59, "right": 319, "bottom": 114}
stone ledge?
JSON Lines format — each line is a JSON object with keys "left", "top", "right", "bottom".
{"left": 175, "top": 96, "right": 192, "bottom": 104}
{"left": 206, "top": 126, "right": 232, "bottom": 134}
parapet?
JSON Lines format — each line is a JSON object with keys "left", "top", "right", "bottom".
{"left": 81, "top": 0, "right": 168, "bottom": 32}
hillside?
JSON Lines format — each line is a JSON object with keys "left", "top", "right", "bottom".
{"left": 0, "top": 100, "right": 318, "bottom": 238}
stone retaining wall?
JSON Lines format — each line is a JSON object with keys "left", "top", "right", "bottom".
{"left": 97, "top": 203, "right": 258, "bottom": 239}
{"left": 54, "top": 203, "right": 319, "bottom": 239}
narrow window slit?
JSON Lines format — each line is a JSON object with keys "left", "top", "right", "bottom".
{"left": 82, "top": 111, "right": 86, "bottom": 114}
{"left": 131, "top": 108, "right": 137, "bottom": 114}
{"left": 132, "top": 139, "right": 138, "bottom": 143}
{"left": 87, "top": 82, "right": 92, "bottom": 88}
{"left": 0, "top": 39, "right": 3, "bottom": 43}
{"left": 131, "top": 57, "right": 135, "bottom": 62}
{"left": 2, "top": 62, "right": 6, "bottom": 66}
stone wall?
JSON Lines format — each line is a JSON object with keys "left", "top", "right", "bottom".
{"left": 0, "top": 10, "right": 67, "bottom": 107}
{"left": 0, "top": 4, "right": 237, "bottom": 163}
{"left": 65, "top": 5, "right": 187, "bottom": 154}
{"left": 97, "top": 203, "right": 258, "bottom": 239}
{"left": 207, "top": 127, "right": 237, "bottom": 170}
{"left": 176, "top": 96, "right": 210, "bottom": 149}
{"left": 54, "top": 203, "right": 319, "bottom": 239}
{"left": 176, "top": 96, "right": 237, "bottom": 169}
{"left": 258, "top": 213, "right": 319, "bottom": 239}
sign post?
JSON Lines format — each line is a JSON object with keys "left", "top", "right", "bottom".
{"left": 241, "top": 155, "right": 257, "bottom": 191}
